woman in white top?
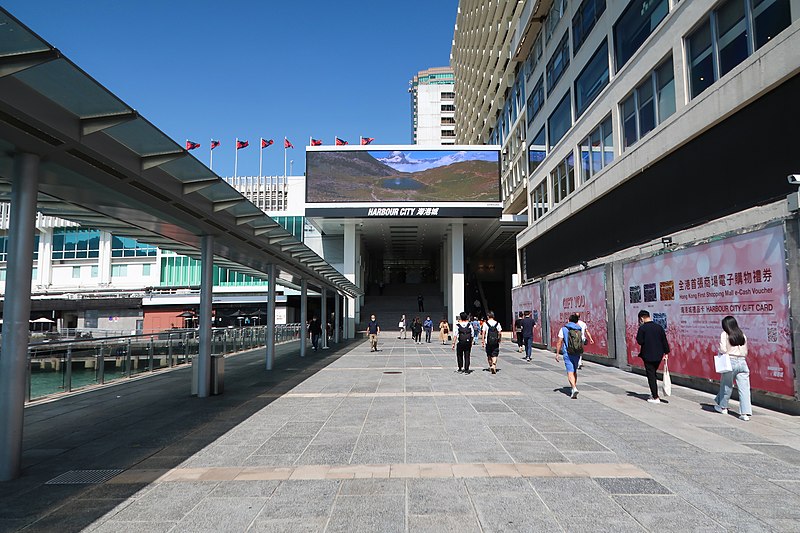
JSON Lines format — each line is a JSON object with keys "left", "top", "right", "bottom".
{"left": 713, "top": 315, "right": 752, "bottom": 421}
{"left": 398, "top": 315, "right": 407, "bottom": 339}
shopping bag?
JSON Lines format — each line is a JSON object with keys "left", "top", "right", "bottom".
{"left": 398, "top": 321, "right": 404, "bottom": 328}
{"left": 662, "top": 361, "right": 672, "bottom": 397}
{"left": 714, "top": 353, "right": 732, "bottom": 373}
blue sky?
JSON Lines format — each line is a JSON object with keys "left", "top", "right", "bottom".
{"left": 5, "top": 1, "right": 458, "bottom": 177}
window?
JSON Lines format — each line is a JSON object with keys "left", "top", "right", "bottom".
{"left": 574, "top": 41, "right": 610, "bottom": 116}
{"left": 551, "top": 153, "right": 576, "bottom": 205}
{"left": 91, "top": 265, "right": 98, "bottom": 278}
{"left": 614, "top": 0, "right": 669, "bottom": 70}
{"left": 0, "top": 234, "right": 39, "bottom": 262}
{"left": 528, "top": 127, "right": 547, "bottom": 175}
{"left": 111, "top": 235, "right": 157, "bottom": 258}
{"left": 686, "top": 0, "right": 790, "bottom": 99}
{"left": 525, "top": 33, "right": 544, "bottom": 80}
{"left": 546, "top": 32, "right": 570, "bottom": 94}
{"left": 441, "top": 130, "right": 455, "bottom": 138}
{"left": 546, "top": 0, "right": 569, "bottom": 42}
{"left": 52, "top": 229, "right": 100, "bottom": 260}
{"left": 0, "top": 269, "right": 5, "bottom": 281}
{"left": 621, "top": 57, "right": 675, "bottom": 149}
{"left": 573, "top": 0, "right": 606, "bottom": 52}
{"left": 526, "top": 76, "right": 545, "bottom": 125}
{"left": 441, "top": 117, "right": 456, "bottom": 125}
{"left": 579, "top": 115, "right": 613, "bottom": 182}
{"left": 142, "top": 264, "right": 151, "bottom": 276}
{"left": 441, "top": 92, "right": 455, "bottom": 100}
{"left": 531, "top": 179, "right": 549, "bottom": 220}
{"left": 31, "top": 267, "right": 37, "bottom": 281}
{"left": 111, "top": 264, "right": 127, "bottom": 277}
{"left": 441, "top": 104, "right": 455, "bottom": 112}
{"left": 72, "top": 266, "right": 81, "bottom": 279}
{"left": 548, "top": 91, "right": 572, "bottom": 149}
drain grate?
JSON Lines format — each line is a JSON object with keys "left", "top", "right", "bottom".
{"left": 45, "top": 469, "right": 124, "bottom": 485}
{"left": 383, "top": 371, "right": 402, "bottom": 374}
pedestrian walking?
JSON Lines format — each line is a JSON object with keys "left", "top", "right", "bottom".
{"left": 471, "top": 315, "right": 481, "bottom": 345}
{"left": 453, "top": 312, "right": 473, "bottom": 373}
{"left": 635, "top": 310, "right": 670, "bottom": 403}
{"left": 417, "top": 294, "right": 424, "bottom": 312}
{"left": 439, "top": 318, "right": 450, "bottom": 345}
{"left": 714, "top": 315, "right": 752, "bottom": 421}
{"left": 515, "top": 312, "right": 524, "bottom": 352}
{"left": 555, "top": 314, "right": 583, "bottom": 398}
{"left": 482, "top": 311, "right": 502, "bottom": 374}
{"left": 308, "top": 315, "right": 322, "bottom": 351}
{"left": 398, "top": 314, "right": 407, "bottom": 339}
{"left": 423, "top": 316, "right": 433, "bottom": 343}
{"left": 520, "top": 310, "right": 535, "bottom": 361}
{"left": 367, "top": 314, "right": 380, "bottom": 352}
{"left": 411, "top": 317, "right": 423, "bottom": 344}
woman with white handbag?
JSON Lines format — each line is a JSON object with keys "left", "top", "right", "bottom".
{"left": 713, "top": 315, "right": 752, "bottom": 421}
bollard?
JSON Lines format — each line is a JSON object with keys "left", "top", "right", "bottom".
{"left": 126, "top": 339, "right": 132, "bottom": 378}
{"left": 98, "top": 343, "right": 105, "bottom": 385}
{"left": 148, "top": 336, "right": 154, "bottom": 372}
{"left": 65, "top": 346, "right": 73, "bottom": 393}
{"left": 223, "top": 332, "right": 227, "bottom": 355}
{"left": 25, "top": 348, "right": 31, "bottom": 403}
{"left": 168, "top": 334, "right": 174, "bottom": 367}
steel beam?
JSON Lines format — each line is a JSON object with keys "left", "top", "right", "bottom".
{"left": 265, "top": 264, "right": 277, "bottom": 370}
{"left": 196, "top": 234, "right": 213, "bottom": 397}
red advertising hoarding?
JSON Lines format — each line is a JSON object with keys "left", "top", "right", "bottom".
{"left": 511, "top": 282, "right": 543, "bottom": 344}
{"left": 547, "top": 268, "right": 609, "bottom": 356}
{"left": 623, "top": 226, "right": 794, "bottom": 397}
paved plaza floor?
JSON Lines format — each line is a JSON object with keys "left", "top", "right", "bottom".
{"left": 2, "top": 334, "right": 800, "bottom": 532}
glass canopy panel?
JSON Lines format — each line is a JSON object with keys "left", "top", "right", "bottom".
{"left": 0, "top": 11, "right": 50, "bottom": 56}
{"left": 195, "top": 182, "right": 249, "bottom": 203}
{"left": 13, "top": 59, "right": 129, "bottom": 118}
{"left": 104, "top": 117, "right": 179, "bottom": 156}
{"left": 224, "top": 201, "right": 267, "bottom": 218}
{"left": 160, "top": 156, "right": 216, "bottom": 183}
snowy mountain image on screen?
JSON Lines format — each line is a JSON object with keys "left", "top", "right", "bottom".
{"left": 376, "top": 150, "right": 495, "bottom": 172}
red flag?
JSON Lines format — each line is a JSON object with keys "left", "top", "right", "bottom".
{"left": 210, "top": 140, "right": 220, "bottom": 150}
{"left": 335, "top": 137, "right": 348, "bottom": 146}
{"left": 360, "top": 137, "right": 375, "bottom": 145}
{"left": 261, "top": 138, "right": 274, "bottom": 149}
{"left": 284, "top": 138, "right": 294, "bottom": 149}
{"left": 236, "top": 140, "right": 249, "bottom": 149}
{"left": 310, "top": 138, "right": 323, "bottom": 146}
{"left": 186, "top": 140, "right": 200, "bottom": 150}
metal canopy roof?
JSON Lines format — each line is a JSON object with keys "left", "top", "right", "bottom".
{"left": 0, "top": 8, "right": 361, "bottom": 297}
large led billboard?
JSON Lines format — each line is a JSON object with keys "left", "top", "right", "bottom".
{"left": 306, "top": 146, "right": 500, "bottom": 205}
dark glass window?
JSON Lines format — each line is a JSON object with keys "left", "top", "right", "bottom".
{"left": 528, "top": 127, "right": 547, "bottom": 175}
{"left": 573, "top": 0, "right": 606, "bottom": 52}
{"left": 637, "top": 76, "right": 656, "bottom": 137}
{"left": 547, "top": 91, "right": 572, "bottom": 149}
{"left": 526, "top": 76, "right": 545, "bottom": 125}
{"left": 551, "top": 153, "right": 575, "bottom": 205}
{"left": 574, "top": 41, "right": 610, "bottom": 116}
{"left": 546, "top": 32, "right": 571, "bottom": 94}
{"left": 51, "top": 229, "right": 100, "bottom": 260}
{"left": 531, "top": 179, "right": 549, "bottom": 220}
{"left": 111, "top": 235, "right": 157, "bottom": 258}
{"left": 687, "top": 20, "right": 714, "bottom": 98}
{"left": 613, "top": 0, "right": 669, "bottom": 70}
{"left": 656, "top": 60, "right": 676, "bottom": 121}
{"left": 579, "top": 115, "right": 613, "bottom": 182}
{"left": 717, "top": 0, "right": 749, "bottom": 77}
{"left": 620, "top": 57, "right": 675, "bottom": 150}
{"left": 622, "top": 94, "right": 637, "bottom": 148}
{"left": 753, "top": 0, "right": 791, "bottom": 49}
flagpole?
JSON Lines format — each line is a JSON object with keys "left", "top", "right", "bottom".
{"left": 210, "top": 140, "right": 214, "bottom": 171}
{"left": 259, "top": 138, "right": 263, "bottom": 178}
{"left": 359, "top": 136, "right": 362, "bottom": 145}
{"left": 284, "top": 139, "right": 287, "bottom": 178}
{"left": 234, "top": 138, "right": 239, "bottom": 178}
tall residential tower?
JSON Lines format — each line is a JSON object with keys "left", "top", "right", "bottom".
{"left": 409, "top": 67, "right": 456, "bottom": 145}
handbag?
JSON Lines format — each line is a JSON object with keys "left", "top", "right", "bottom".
{"left": 398, "top": 321, "right": 404, "bottom": 328}
{"left": 662, "top": 361, "right": 672, "bottom": 397}
{"left": 714, "top": 353, "right": 732, "bottom": 373}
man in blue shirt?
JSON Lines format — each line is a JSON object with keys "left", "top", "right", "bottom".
{"left": 520, "top": 310, "right": 536, "bottom": 361}
{"left": 555, "top": 313, "right": 583, "bottom": 399}
{"left": 422, "top": 316, "right": 433, "bottom": 343}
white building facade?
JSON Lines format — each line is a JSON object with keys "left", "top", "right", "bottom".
{"left": 409, "top": 67, "right": 456, "bottom": 145}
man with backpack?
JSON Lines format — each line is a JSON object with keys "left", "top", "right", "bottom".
{"left": 452, "top": 312, "right": 473, "bottom": 373}
{"left": 555, "top": 313, "right": 584, "bottom": 399}
{"left": 481, "top": 311, "right": 502, "bottom": 374}
{"left": 470, "top": 316, "right": 481, "bottom": 345}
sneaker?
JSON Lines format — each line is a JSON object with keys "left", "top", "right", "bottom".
{"left": 457, "top": 369, "right": 463, "bottom": 373}
{"left": 739, "top": 414, "right": 751, "bottom": 421}
{"left": 713, "top": 404, "right": 728, "bottom": 414}
{"left": 491, "top": 367, "right": 496, "bottom": 374}
{"left": 571, "top": 388, "right": 579, "bottom": 399}
{"left": 646, "top": 397, "right": 660, "bottom": 404}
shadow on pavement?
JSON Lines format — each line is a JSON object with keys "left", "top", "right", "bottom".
{"left": 0, "top": 338, "right": 361, "bottom": 532}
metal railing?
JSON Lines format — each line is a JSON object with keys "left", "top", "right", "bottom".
{"left": 25, "top": 324, "right": 304, "bottom": 402}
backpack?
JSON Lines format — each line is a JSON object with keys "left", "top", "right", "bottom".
{"left": 457, "top": 324, "right": 472, "bottom": 343}
{"left": 565, "top": 326, "right": 584, "bottom": 355}
{"left": 486, "top": 322, "right": 500, "bottom": 344}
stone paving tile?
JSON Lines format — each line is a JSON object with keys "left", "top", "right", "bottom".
{"left": 106, "top": 482, "right": 219, "bottom": 522}
{"left": 173, "top": 496, "right": 266, "bottom": 532}
{"left": 747, "top": 444, "right": 800, "bottom": 466}
{"left": 595, "top": 477, "right": 672, "bottom": 495}
{"left": 612, "top": 495, "right": 722, "bottom": 532}
{"left": 325, "top": 495, "right": 405, "bottom": 533}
